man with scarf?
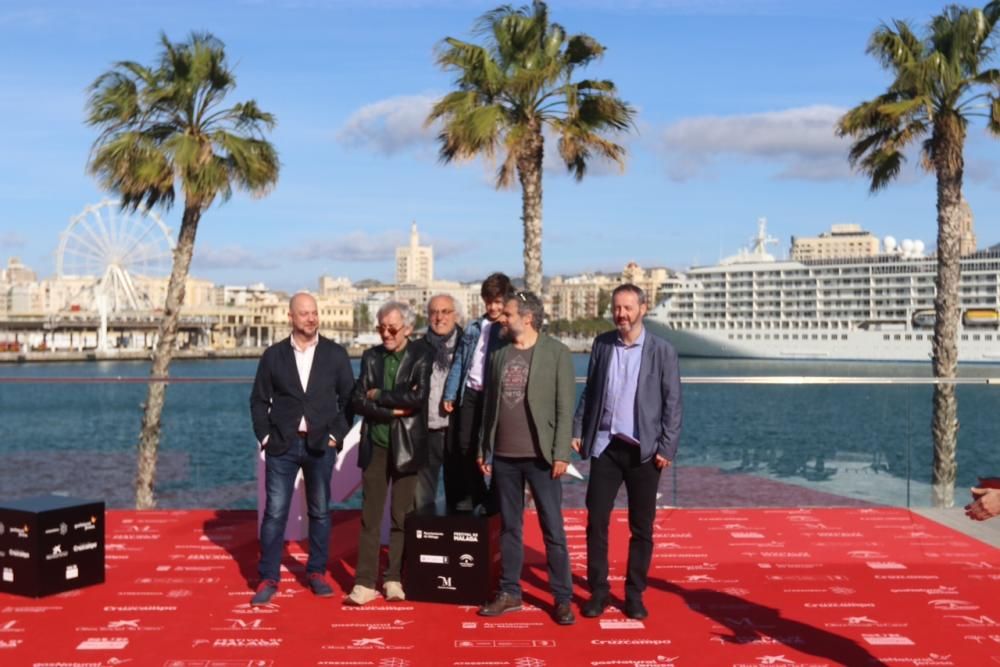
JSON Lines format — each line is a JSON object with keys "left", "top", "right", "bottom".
{"left": 414, "top": 293, "right": 463, "bottom": 513}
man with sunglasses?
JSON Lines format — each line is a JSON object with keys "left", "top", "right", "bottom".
{"left": 476, "top": 291, "right": 576, "bottom": 625}
{"left": 346, "top": 301, "right": 433, "bottom": 606}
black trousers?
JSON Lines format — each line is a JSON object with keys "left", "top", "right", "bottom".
{"left": 413, "top": 428, "right": 447, "bottom": 513}
{"left": 444, "top": 387, "right": 490, "bottom": 511}
{"left": 585, "top": 438, "right": 662, "bottom": 601}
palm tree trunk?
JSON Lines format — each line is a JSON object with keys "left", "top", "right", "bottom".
{"left": 930, "top": 114, "right": 965, "bottom": 508}
{"left": 518, "top": 125, "right": 545, "bottom": 295}
{"left": 135, "top": 203, "right": 201, "bottom": 509}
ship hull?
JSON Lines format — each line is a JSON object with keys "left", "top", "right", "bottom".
{"left": 645, "top": 318, "right": 1000, "bottom": 363}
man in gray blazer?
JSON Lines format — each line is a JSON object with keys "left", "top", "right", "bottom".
{"left": 572, "top": 283, "right": 682, "bottom": 621}
{"left": 476, "top": 291, "right": 576, "bottom": 626}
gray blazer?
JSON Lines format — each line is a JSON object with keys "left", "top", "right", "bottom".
{"left": 573, "top": 328, "right": 682, "bottom": 463}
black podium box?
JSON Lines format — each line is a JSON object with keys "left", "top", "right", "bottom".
{"left": 404, "top": 512, "right": 500, "bottom": 605}
{"left": 0, "top": 495, "right": 104, "bottom": 597}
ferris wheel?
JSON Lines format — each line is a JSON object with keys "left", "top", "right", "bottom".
{"left": 56, "top": 199, "right": 175, "bottom": 312}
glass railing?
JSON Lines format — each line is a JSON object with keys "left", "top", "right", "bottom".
{"left": 1, "top": 358, "right": 998, "bottom": 510}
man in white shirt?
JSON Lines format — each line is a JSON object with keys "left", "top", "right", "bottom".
{"left": 249, "top": 292, "right": 355, "bottom": 605}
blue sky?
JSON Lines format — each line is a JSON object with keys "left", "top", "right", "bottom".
{"left": 1, "top": 0, "right": 998, "bottom": 291}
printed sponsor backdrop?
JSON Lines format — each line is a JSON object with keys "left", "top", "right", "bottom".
{"left": 0, "top": 508, "right": 997, "bottom": 666}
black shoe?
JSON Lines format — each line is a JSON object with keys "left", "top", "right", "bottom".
{"left": 250, "top": 579, "right": 278, "bottom": 606}
{"left": 553, "top": 602, "right": 575, "bottom": 625}
{"left": 478, "top": 592, "right": 522, "bottom": 616}
{"left": 624, "top": 597, "right": 648, "bottom": 620}
{"left": 581, "top": 595, "right": 609, "bottom": 618}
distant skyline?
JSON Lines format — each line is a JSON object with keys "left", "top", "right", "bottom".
{"left": 2, "top": 0, "right": 999, "bottom": 291}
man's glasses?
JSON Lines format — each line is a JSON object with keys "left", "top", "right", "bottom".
{"left": 376, "top": 325, "right": 404, "bottom": 336}
{"left": 428, "top": 308, "right": 455, "bottom": 317}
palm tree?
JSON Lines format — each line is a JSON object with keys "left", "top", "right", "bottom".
{"left": 428, "top": 0, "right": 634, "bottom": 294}
{"left": 837, "top": 4, "right": 1000, "bottom": 507}
{"left": 86, "top": 32, "right": 279, "bottom": 508}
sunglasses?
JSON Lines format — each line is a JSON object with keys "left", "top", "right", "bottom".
{"left": 376, "top": 324, "right": 405, "bottom": 336}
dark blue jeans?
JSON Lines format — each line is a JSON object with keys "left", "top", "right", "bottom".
{"left": 258, "top": 436, "right": 335, "bottom": 581}
{"left": 493, "top": 455, "right": 572, "bottom": 604}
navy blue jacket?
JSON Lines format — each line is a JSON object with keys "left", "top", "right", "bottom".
{"left": 573, "top": 328, "right": 683, "bottom": 463}
{"left": 250, "top": 336, "right": 355, "bottom": 456}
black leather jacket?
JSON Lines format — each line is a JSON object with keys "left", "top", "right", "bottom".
{"left": 352, "top": 338, "right": 432, "bottom": 474}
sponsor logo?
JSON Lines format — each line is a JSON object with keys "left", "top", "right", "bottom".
{"left": 74, "top": 542, "right": 99, "bottom": 553}
{"left": 453, "top": 531, "right": 479, "bottom": 543}
{"left": 329, "top": 619, "right": 413, "bottom": 631}
{"left": 415, "top": 530, "right": 443, "bottom": 540}
{"left": 66, "top": 564, "right": 79, "bottom": 580}
{"left": 804, "top": 603, "right": 875, "bottom": 608}
{"left": 929, "top": 599, "right": 978, "bottom": 611}
{"left": 419, "top": 554, "right": 448, "bottom": 565}
{"left": 863, "top": 633, "right": 914, "bottom": 646}
{"left": 872, "top": 655, "right": 954, "bottom": 666}
{"left": 0, "top": 639, "right": 21, "bottom": 649}
{"left": 210, "top": 638, "right": 283, "bottom": 647}
{"left": 0, "top": 620, "right": 22, "bottom": 632}
{"left": 459, "top": 554, "right": 475, "bottom": 568}
{"left": 731, "top": 532, "right": 765, "bottom": 539}
{"left": 454, "top": 639, "right": 555, "bottom": 648}
{"left": 77, "top": 637, "right": 129, "bottom": 650}
{"left": 590, "top": 639, "right": 672, "bottom": 645}
{"left": 44, "top": 523, "right": 69, "bottom": 536}
{"left": 866, "top": 561, "right": 907, "bottom": 570}
{"left": 10, "top": 525, "right": 28, "bottom": 539}
{"left": 599, "top": 619, "right": 645, "bottom": 630}
{"left": 45, "top": 544, "right": 68, "bottom": 561}
{"left": 74, "top": 518, "right": 98, "bottom": 532}
{"left": 2, "top": 569, "right": 12, "bottom": 582}
{"left": 8, "top": 549, "right": 29, "bottom": 560}
{"left": 437, "top": 576, "right": 456, "bottom": 590}
{"left": 322, "top": 637, "right": 415, "bottom": 650}
{"left": 943, "top": 615, "right": 998, "bottom": 627}
{"left": 825, "top": 616, "right": 908, "bottom": 629}
{"left": 102, "top": 605, "right": 177, "bottom": 611}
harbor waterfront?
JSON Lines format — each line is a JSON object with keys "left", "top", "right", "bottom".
{"left": 2, "top": 355, "right": 998, "bottom": 510}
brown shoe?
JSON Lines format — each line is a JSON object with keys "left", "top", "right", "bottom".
{"left": 553, "top": 601, "right": 575, "bottom": 625}
{"left": 477, "top": 592, "right": 522, "bottom": 616}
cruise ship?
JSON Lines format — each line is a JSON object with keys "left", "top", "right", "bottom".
{"left": 646, "top": 219, "right": 1000, "bottom": 362}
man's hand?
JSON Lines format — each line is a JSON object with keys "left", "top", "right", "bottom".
{"left": 477, "top": 457, "right": 492, "bottom": 476}
{"left": 328, "top": 436, "right": 338, "bottom": 449}
{"left": 442, "top": 400, "right": 455, "bottom": 414}
{"left": 365, "top": 388, "right": 379, "bottom": 400}
{"left": 654, "top": 455, "right": 671, "bottom": 470}
{"left": 392, "top": 408, "right": 413, "bottom": 417}
{"left": 551, "top": 460, "right": 568, "bottom": 479}
{"left": 571, "top": 438, "right": 581, "bottom": 453}
{"left": 965, "top": 487, "right": 1000, "bottom": 521}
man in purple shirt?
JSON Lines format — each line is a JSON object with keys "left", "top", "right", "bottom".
{"left": 573, "top": 283, "right": 683, "bottom": 621}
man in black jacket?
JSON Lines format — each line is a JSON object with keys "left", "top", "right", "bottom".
{"left": 346, "top": 301, "right": 432, "bottom": 606}
{"left": 249, "top": 292, "right": 355, "bottom": 606}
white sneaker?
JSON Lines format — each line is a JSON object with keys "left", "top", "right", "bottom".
{"left": 344, "top": 584, "right": 379, "bottom": 606}
{"left": 383, "top": 580, "right": 406, "bottom": 601}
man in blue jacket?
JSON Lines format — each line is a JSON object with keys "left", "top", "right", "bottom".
{"left": 442, "top": 272, "right": 512, "bottom": 512}
{"left": 573, "top": 283, "right": 683, "bottom": 621}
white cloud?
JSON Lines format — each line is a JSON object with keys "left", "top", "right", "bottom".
{"left": 660, "top": 105, "right": 853, "bottom": 182}
{"left": 0, "top": 231, "right": 26, "bottom": 248}
{"left": 193, "top": 245, "right": 279, "bottom": 270}
{"left": 336, "top": 95, "right": 439, "bottom": 156}
{"left": 294, "top": 230, "right": 406, "bottom": 262}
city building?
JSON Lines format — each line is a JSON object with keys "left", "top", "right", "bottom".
{"left": 790, "top": 224, "right": 880, "bottom": 261}
{"left": 395, "top": 221, "right": 433, "bottom": 286}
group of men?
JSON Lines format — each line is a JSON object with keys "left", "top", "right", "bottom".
{"left": 248, "top": 272, "right": 683, "bottom": 625}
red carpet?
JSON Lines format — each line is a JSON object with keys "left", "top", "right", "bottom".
{"left": 1, "top": 507, "right": 998, "bottom": 667}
